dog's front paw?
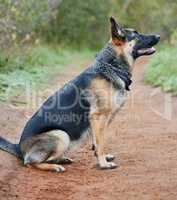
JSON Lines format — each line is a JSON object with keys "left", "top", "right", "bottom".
{"left": 100, "top": 162, "right": 118, "bottom": 170}
{"left": 106, "top": 154, "right": 115, "bottom": 162}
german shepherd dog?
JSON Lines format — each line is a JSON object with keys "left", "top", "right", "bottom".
{"left": 0, "top": 17, "right": 160, "bottom": 172}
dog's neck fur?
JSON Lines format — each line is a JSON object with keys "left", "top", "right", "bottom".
{"left": 96, "top": 43, "right": 132, "bottom": 74}
{"left": 94, "top": 43, "right": 132, "bottom": 91}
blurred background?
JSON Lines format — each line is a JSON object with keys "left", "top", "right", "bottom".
{"left": 1, "top": 0, "right": 177, "bottom": 49}
{"left": 0, "top": 0, "right": 177, "bottom": 101}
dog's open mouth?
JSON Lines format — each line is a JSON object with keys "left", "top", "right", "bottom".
{"left": 137, "top": 47, "right": 156, "bottom": 56}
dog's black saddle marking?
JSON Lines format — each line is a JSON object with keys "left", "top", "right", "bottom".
{"left": 19, "top": 43, "right": 132, "bottom": 144}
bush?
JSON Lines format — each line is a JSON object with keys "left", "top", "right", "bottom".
{"left": 144, "top": 45, "right": 177, "bottom": 95}
{"left": 45, "top": 0, "right": 112, "bottom": 49}
{"left": 114, "top": 0, "right": 177, "bottom": 40}
{"left": 170, "top": 29, "right": 177, "bottom": 46}
{"left": 0, "top": 0, "right": 49, "bottom": 49}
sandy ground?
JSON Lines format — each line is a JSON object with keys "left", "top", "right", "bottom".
{"left": 0, "top": 58, "right": 177, "bottom": 200}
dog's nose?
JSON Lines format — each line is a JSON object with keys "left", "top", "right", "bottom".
{"left": 155, "top": 35, "right": 160, "bottom": 41}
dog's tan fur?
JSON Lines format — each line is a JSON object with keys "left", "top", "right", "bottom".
{"left": 111, "top": 39, "right": 135, "bottom": 68}
{"left": 33, "top": 163, "right": 66, "bottom": 172}
{"left": 87, "top": 31, "right": 137, "bottom": 168}
{"left": 89, "top": 74, "right": 127, "bottom": 168}
{"left": 21, "top": 130, "right": 70, "bottom": 171}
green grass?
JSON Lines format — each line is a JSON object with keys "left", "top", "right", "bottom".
{"left": 0, "top": 45, "right": 94, "bottom": 101}
{"left": 144, "top": 45, "right": 177, "bottom": 95}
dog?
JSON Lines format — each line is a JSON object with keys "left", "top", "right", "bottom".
{"left": 0, "top": 17, "right": 160, "bottom": 172}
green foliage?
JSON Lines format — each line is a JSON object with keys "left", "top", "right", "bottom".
{"left": 0, "top": 0, "right": 49, "bottom": 49}
{"left": 45, "top": 0, "right": 112, "bottom": 48}
{"left": 114, "top": 0, "right": 177, "bottom": 40}
{"left": 144, "top": 45, "right": 177, "bottom": 95}
{"left": 170, "top": 29, "right": 177, "bottom": 46}
{"left": 0, "top": 45, "right": 94, "bottom": 101}
{"left": 0, "top": 0, "right": 177, "bottom": 49}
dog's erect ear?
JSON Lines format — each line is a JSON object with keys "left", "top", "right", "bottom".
{"left": 110, "top": 17, "right": 126, "bottom": 45}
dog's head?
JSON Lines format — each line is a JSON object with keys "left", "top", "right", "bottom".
{"left": 110, "top": 17, "right": 160, "bottom": 65}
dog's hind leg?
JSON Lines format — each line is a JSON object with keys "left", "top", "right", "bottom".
{"left": 33, "top": 163, "right": 66, "bottom": 172}
{"left": 47, "top": 156, "right": 73, "bottom": 165}
{"left": 20, "top": 130, "right": 70, "bottom": 172}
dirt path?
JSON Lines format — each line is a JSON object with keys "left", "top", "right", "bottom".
{"left": 0, "top": 58, "right": 177, "bottom": 200}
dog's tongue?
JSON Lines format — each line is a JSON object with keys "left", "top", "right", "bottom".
{"left": 138, "top": 47, "right": 156, "bottom": 55}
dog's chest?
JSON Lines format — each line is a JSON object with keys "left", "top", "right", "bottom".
{"left": 89, "top": 77, "right": 127, "bottom": 115}
{"left": 113, "top": 88, "right": 127, "bottom": 111}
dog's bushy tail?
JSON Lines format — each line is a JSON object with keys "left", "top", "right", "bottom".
{"left": 0, "top": 136, "right": 21, "bottom": 158}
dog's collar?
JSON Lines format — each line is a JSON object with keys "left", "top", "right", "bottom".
{"left": 95, "top": 61, "right": 132, "bottom": 91}
{"left": 95, "top": 43, "right": 132, "bottom": 91}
